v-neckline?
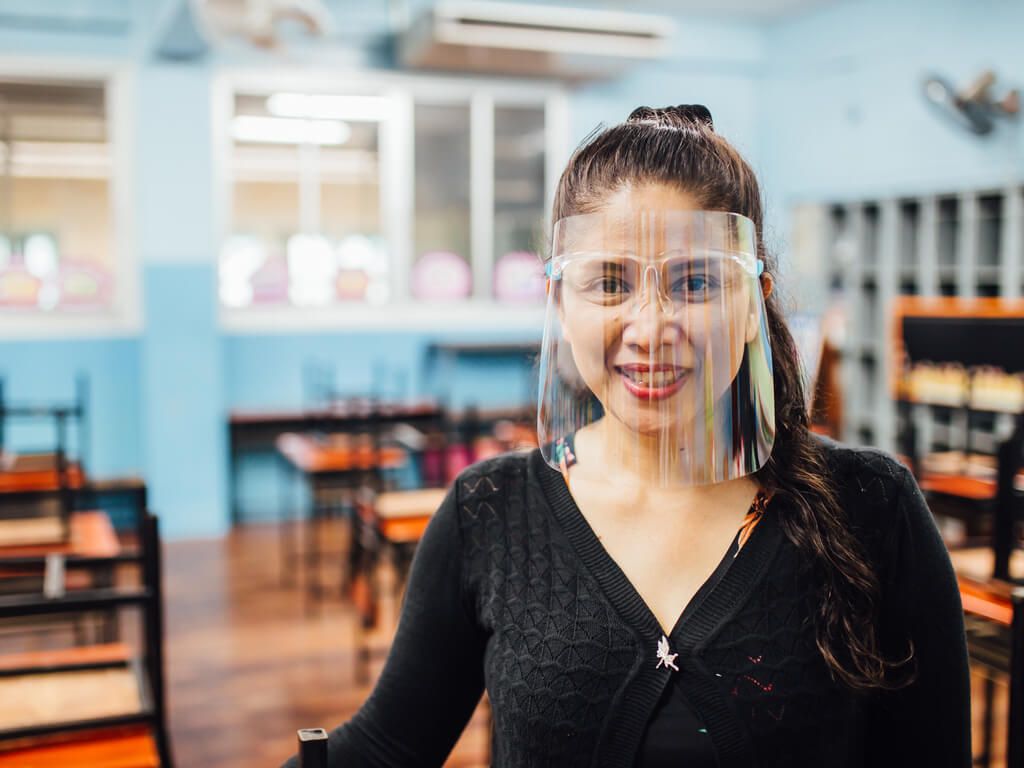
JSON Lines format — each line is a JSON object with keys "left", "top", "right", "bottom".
{"left": 532, "top": 449, "right": 782, "bottom": 652}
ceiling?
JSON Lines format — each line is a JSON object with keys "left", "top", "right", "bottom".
{"left": 0, "top": 0, "right": 845, "bottom": 39}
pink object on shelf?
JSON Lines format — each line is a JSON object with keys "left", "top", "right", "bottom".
{"left": 58, "top": 261, "right": 112, "bottom": 308}
{"left": 412, "top": 252, "right": 471, "bottom": 300}
{"left": 250, "top": 255, "right": 290, "bottom": 305}
{"left": 336, "top": 269, "right": 370, "bottom": 301}
{"left": 494, "top": 251, "right": 545, "bottom": 302}
{"left": 0, "top": 267, "right": 41, "bottom": 307}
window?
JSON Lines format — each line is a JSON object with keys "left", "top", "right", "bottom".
{"left": 217, "top": 72, "right": 567, "bottom": 328}
{"left": 411, "top": 102, "right": 472, "bottom": 302}
{"left": 493, "top": 104, "right": 546, "bottom": 303}
{"left": 0, "top": 79, "right": 115, "bottom": 313}
{"left": 222, "top": 91, "right": 389, "bottom": 308}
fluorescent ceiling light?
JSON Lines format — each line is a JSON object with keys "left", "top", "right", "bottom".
{"left": 231, "top": 115, "right": 351, "bottom": 145}
{"left": 265, "top": 93, "right": 394, "bottom": 122}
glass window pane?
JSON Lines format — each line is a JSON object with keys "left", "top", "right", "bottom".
{"left": 493, "top": 105, "right": 545, "bottom": 303}
{"left": 224, "top": 92, "right": 386, "bottom": 308}
{"left": 0, "top": 80, "right": 113, "bottom": 312}
{"left": 320, "top": 123, "right": 386, "bottom": 304}
{"left": 413, "top": 103, "right": 471, "bottom": 302}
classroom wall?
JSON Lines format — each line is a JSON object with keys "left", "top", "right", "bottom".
{"left": 2, "top": 0, "right": 1022, "bottom": 537}
{"left": 758, "top": 0, "right": 1024, "bottom": 247}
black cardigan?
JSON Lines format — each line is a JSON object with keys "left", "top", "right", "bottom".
{"left": 282, "top": 439, "right": 971, "bottom": 767}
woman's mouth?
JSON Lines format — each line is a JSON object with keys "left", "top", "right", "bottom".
{"left": 615, "top": 365, "right": 689, "bottom": 399}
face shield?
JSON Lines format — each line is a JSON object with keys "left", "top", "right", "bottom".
{"left": 537, "top": 210, "right": 775, "bottom": 487}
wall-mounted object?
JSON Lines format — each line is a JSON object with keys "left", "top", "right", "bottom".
{"left": 922, "top": 70, "right": 1020, "bottom": 136}
{"left": 156, "top": 0, "right": 333, "bottom": 60}
{"left": 397, "top": 0, "right": 673, "bottom": 82}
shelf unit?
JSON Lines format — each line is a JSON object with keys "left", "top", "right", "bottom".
{"left": 818, "top": 186, "right": 1024, "bottom": 452}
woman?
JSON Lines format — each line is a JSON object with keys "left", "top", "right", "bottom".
{"left": 283, "top": 105, "right": 971, "bottom": 767}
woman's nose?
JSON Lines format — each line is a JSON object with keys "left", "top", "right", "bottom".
{"left": 635, "top": 264, "right": 675, "bottom": 315}
{"left": 621, "top": 298, "right": 683, "bottom": 350}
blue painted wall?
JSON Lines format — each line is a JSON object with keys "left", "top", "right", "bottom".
{"left": 224, "top": 331, "right": 540, "bottom": 410}
{"left": 758, "top": 0, "right": 1024, "bottom": 226}
{"left": 0, "top": 339, "right": 142, "bottom": 475}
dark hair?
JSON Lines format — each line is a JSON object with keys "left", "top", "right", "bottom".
{"left": 552, "top": 104, "right": 912, "bottom": 691}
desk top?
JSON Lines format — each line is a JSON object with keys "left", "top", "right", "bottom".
{"left": 276, "top": 433, "right": 407, "bottom": 474}
{"left": 957, "top": 573, "right": 1020, "bottom": 626}
{"left": 0, "top": 726, "right": 158, "bottom": 767}
{"left": 427, "top": 341, "right": 540, "bottom": 357}
{"left": 230, "top": 401, "right": 442, "bottom": 426}
{"left": 0, "top": 464, "right": 85, "bottom": 494}
{"left": 919, "top": 470, "right": 1024, "bottom": 501}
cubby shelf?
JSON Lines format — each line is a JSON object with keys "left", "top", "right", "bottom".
{"left": 819, "top": 187, "right": 1024, "bottom": 453}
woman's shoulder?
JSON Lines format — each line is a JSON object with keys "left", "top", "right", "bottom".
{"left": 454, "top": 447, "right": 534, "bottom": 486}
{"left": 810, "top": 434, "right": 921, "bottom": 543}
{"left": 448, "top": 448, "right": 538, "bottom": 516}
{"left": 812, "top": 434, "right": 914, "bottom": 500}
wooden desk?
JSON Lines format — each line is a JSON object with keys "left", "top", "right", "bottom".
{"left": 920, "top": 470, "right": 1024, "bottom": 502}
{"left": 276, "top": 433, "right": 407, "bottom": 475}
{"left": 0, "top": 726, "right": 158, "bottom": 768}
{"left": 277, "top": 430, "right": 422, "bottom": 609}
{"left": 959, "top": 574, "right": 1018, "bottom": 627}
{"left": 0, "top": 463, "right": 85, "bottom": 495}
{"left": 228, "top": 402, "right": 443, "bottom": 525}
{"left": 0, "top": 643, "right": 154, "bottom": 767}
{"left": 921, "top": 472, "right": 999, "bottom": 501}
{"left": 957, "top": 575, "right": 1024, "bottom": 768}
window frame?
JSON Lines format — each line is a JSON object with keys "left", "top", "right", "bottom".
{"left": 213, "top": 66, "right": 569, "bottom": 333}
{"left": 0, "top": 55, "right": 139, "bottom": 340}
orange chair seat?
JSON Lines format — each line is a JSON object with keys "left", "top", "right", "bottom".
{"left": 0, "top": 726, "right": 158, "bottom": 768}
{"left": 379, "top": 516, "right": 431, "bottom": 543}
{"left": 0, "top": 464, "right": 85, "bottom": 494}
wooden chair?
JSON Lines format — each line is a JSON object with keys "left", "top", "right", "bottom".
{"left": 0, "top": 375, "right": 91, "bottom": 544}
{"left": 0, "top": 513, "right": 173, "bottom": 767}
{"left": 349, "top": 487, "right": 446, "bottom": 683}
{"left": 296, "top": 728, "right": 327, "bottom": 768}
{"left": 276, "top": 428, "right": 409, "bottom": 611}
{"left": 0, "top": 480, "right": 147, "bottom": 644}
{"left": 959, "top": 575, "right": 1024, "bottom": 768}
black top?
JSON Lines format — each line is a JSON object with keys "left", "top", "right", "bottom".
{"left": 282, "top": 438, "right": 972, "bottom": 767}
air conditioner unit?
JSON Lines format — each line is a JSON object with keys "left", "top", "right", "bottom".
{"left": 397, "top": 1, "right": 674, "bottom": 83}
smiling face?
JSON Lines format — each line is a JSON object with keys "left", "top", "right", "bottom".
{"left": 556, "top": 184, "right": 764, "bottom": 437}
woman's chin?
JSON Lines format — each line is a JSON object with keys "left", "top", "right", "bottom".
{"left": 607, "top": 399, "right": 694, "bottom": 436}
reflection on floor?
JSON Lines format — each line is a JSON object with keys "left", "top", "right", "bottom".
{"left": 164, "top": 523, "right": 1013, "bottom": 768}
{"left": 164, "top": 522, "right": 489, "bottom": 768}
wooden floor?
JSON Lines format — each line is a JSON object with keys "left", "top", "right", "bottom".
{"left": 163, "top": 522, "right": 1013, "bottom": 768}
{"left": 164, "top": 521, "right": 489, "bottom": 768}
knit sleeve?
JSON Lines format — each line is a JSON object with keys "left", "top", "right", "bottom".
{"left": 864, "top": 464, "right": 972, "bottom": 767}
{"left": 280, "top": 483, "right": 487, "bottom": 768}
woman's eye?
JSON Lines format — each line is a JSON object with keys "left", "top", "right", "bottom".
{"left": 591, "top": 276, "right": 629, "bottom": 295}
{"left": 674, "top": 275, "right": 709, "bottom": 292}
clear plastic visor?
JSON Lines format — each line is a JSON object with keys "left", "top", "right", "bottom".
{"left": 538, "top": 210, "right": 775, "bottom": 487}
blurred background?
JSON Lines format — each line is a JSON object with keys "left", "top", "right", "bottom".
{"left": 0, "top": 0, "right": 1021, "bottom": 766}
